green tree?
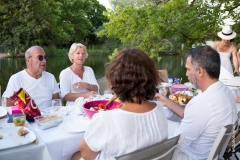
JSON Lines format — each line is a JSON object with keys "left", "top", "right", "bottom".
{"left": 0, "top": 0, "right": 109, "bottom": 52}
{"left": 84, "top": 0, "right": 109, "bottom": 46}
{"left": 0, "top": 0, "right": 62, "bottom": 52}
{"left": 99, "top": 0, "right": 240, "bottom": 60}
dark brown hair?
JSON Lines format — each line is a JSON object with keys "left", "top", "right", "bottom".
{"left": 105, "top": 48, "right": 159, "bottom": 104}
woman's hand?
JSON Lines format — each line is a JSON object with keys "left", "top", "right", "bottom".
{"left": 86, "top": 91, "right": 98, "bottom": 98}
{"left": 155, "top": 93, "right": 185, "bottom": 118}
{"left": 72, "top": 82, "right": 88, "bottom": 90}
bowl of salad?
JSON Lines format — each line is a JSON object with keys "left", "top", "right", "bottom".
{"left": 83, "top": 100, "right": 121, "bottom": 119}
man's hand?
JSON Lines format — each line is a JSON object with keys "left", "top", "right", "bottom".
{"left": 155, "top": 93, "right": 185, "bottom": 118}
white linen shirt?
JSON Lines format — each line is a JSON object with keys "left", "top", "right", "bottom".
{"left": 4, "top": 70, "right": 60, "bottom": 110}
{"left": 173, "top": 81, "right": 237, "bottom": 160}
{"left": 84, "top": 101, "right": 168, "bottom": 160}
{"left": 59, "top": 66, "right": 99, "bottom": 106}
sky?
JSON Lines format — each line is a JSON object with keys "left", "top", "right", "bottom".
{"left": 97, "top": 0, "right": 111, "bottom": 9}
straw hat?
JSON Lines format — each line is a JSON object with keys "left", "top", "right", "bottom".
{"left": 217, "top": 26, "right": 236, "bottom": 40}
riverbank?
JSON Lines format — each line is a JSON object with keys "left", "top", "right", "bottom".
{"left": 0, "top": 53, "right": 26, "bottom": 59}
{"left": 0, "top": 53, "right": 9, "bottom": 59}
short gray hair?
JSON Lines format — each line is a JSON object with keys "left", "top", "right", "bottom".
{"left": 68, "top": 43, "right": 88, "bottom": 63}
{"left": 25, "top": 46, "right": 45, "bottom": 59}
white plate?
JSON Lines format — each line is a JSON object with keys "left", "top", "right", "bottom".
{"left": 41, "top": 107, "right": 67, "bottom": 117}
{"left": 58, "top": 116, "right": 90, "bottom": 133}
{"left": 0, "top": 107, "right": 7, "bottom": 118}
{"left": 0, "top": 126, "right": 36, "bottom": 150}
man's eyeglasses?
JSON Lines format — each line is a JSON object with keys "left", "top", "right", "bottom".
{"left": 28, "top": 55, "right": 49, "bottom": 61}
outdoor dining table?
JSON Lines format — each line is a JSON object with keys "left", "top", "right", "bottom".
{"left": 0, "top": 115, "right": 52, "bottom": 160}
{"left": 0, "top": 107, "right": 89, "bottom": 160}
{"left": 30, "top": 113, "right": 87, "bottom": 160}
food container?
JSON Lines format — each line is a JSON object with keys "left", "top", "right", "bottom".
{"left": 34, "top": 115, "right": 63, "bottom": 130}
{"left": 83, "top": 100, "right": 121, "bottom": 119}
{"left": 13, "top": 113, "right": 26, "bottom": 126}
{"left": 171, "top": 84, "right": 189, "bottom": 94}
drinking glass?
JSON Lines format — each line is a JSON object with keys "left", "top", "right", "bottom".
{"left": 13, "top": 113, "right": 26, "bottom": 127}
{"left": 159, "top": 87, "right": 169, "bottom": 97}
{"left": 52, "top": 99, "right": 62, "bottom": 115}
{"left": 103, "top": 89, "right": 114, "bottom": 99}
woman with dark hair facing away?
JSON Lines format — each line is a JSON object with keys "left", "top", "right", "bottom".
{"left": 72, "top": 48, "right": 168, "bottom": 160}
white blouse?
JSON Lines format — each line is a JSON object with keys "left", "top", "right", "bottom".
{"left": 59, "top": 66, "right": 99, "bottom": 106}
{"left": 84, "top": 101, "right": 168, "bottom": 160}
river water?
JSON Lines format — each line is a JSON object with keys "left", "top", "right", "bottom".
{"left": 0, "top": 55, "right": 188, "bottom": 95}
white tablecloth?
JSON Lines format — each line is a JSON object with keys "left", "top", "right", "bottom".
{"left": 30, "top": 114, "right": 87, "bottom": 160}
{"left": 0, "top": 115, "right": 52, "bottom": 160}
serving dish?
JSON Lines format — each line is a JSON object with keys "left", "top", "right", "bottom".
{"left": 83, "top": 100, "right": 121, "bottom": 119}
{"left": 34, "top": 115, "right": 63, "bottom": 130}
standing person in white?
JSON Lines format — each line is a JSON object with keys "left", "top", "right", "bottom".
{"left": 156, "top": 45, "right": 237, "bottom": 160}
{"left": 4, "top": 46, "right": 60, "bottom": 110}
{"left": 72, "top": 48, "right": 168, "bottom": 160}
{"left": 59, "top": 43, "right": 99, "bottom": 106}
{"left": 211, "top": 26, "right": 239, "bottom": 76}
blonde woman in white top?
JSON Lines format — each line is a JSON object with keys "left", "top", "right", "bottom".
{"left": 59, "top": 43, "right": 99, "bottom": 106}
{"left": 211, "top": 26, "right": 239, "bottom": 75}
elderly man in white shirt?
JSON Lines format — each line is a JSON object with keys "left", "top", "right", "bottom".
{"left": 156, "top": 45, "right": 237, "bottom": 160}
{"left": 4, "top": 46, "right": 60, "bottom": 110}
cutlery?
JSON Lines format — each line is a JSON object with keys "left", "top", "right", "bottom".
{"left": 104, "top": 94, "right": 118, "bottom": 109}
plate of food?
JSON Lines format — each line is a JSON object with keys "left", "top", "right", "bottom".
{"left": 169, "top": 91, "right": 194, "bottom": 106}
{"left": 0, "top": 126, "right": 36, "bottom": 150}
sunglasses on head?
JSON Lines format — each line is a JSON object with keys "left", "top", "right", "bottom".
{"left": 29, "top": 55, "right": 48, "bottom": 61}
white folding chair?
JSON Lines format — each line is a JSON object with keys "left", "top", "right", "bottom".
{"left": 207, "top": 124, "right": 233, "bottom": 160}
{"left": 111, "top": 134, "right": 184, "bottom": 160}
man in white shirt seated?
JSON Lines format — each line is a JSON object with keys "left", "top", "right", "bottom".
{"left": 156, "top": 45, "right": 237, "bottom": 160}
{"left": 4, "top": 46, "right": 60, "bottom": 110}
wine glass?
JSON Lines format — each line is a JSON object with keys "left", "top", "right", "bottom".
{"left": 52, "top": 99, "right": 62, "bottom": 115}
{"left": 88, "top": 93, "right": 101, "bottom": 101}
{"left": 103, "top": 89, "right": 114, "bottom": 99}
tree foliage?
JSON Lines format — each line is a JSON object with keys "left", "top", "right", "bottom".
{"left": 99, "top": 0, "right": 240, "bottom": 60}
{"left": 0, "top": 0, "right": 107, "bottom": 53}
